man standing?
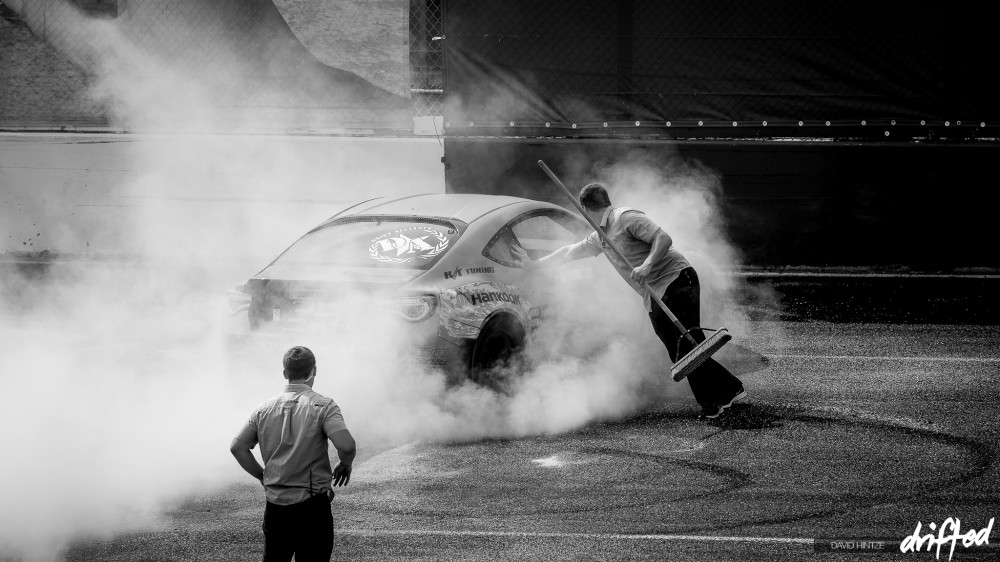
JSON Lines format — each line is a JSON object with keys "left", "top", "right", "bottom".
{"left": 231, "top": 346, "right": 357, "bottom": 562}
{"left": 513, "top": 183, "right": 746, "bottom": 419}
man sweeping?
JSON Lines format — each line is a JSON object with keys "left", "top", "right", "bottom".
{"left": 512, "top": 182, "right": 746, "bottom": 419}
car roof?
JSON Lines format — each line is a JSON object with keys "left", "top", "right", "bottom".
{"left": 325, "top": 193, "right": 554, "bottom": 225}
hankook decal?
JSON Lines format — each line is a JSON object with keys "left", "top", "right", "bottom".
{"left": 462, "top": 290, "right": 522, "bottom": 306}
{"left": 369, "top": 227, "right": 448, "bottom": 263}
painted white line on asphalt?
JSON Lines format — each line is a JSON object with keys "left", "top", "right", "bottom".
{"left": 339, "top": 529, "right": 813, "bottom": 545}
{"left": 767, "top": 353, "right": 1000, "bottom": 363}
{"left": 733, "top": 271, "right": 1000, "bottom": 279}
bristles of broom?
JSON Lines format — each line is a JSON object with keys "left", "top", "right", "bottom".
{"left": 670, "top": 327, "right": 733, "bottom": 382}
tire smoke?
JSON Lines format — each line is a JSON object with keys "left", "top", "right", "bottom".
{"left": 0, "top": 3, "right": 756, "bottom": 561}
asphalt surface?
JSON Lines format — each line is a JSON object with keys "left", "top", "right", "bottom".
{"left": 55, "top": 277, "right": 1000, "bottom": 562}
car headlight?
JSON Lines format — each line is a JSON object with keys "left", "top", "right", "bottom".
{"left": 227, "top": 285, "right": 252, "bottom": 315}
{"left": 385, "top": 295, "right": 437, "bottom": 322}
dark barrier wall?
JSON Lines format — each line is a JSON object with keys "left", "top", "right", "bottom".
{"left": 443, "top": 0, "right": 996, "bottom": 139}
{"left": 443, "top": 137, "right": 998, "bottom": 271}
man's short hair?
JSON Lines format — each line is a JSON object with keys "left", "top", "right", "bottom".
{"left": 283, "top": 346, "right": 316, "bottom": 380}
{"left": 579, "top": 183, "right": 612, "bottom": 211}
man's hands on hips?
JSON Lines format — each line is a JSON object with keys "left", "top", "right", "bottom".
{"left": 631, "top": 263, "right": 653, "bottom": 284}
{"left": 333, "top": 462, "right": 352, "bottom": 486}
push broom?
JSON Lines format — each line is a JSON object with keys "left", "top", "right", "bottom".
{"left": 537, "top": 160, "right": 731, "bottom": 382}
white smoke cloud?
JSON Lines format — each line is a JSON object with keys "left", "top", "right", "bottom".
{"left": 581, "top": 148, "right": 787, "bottom": 371}
{"left": 0, "top": 3, "right": 759, "bottom": 561}
{"left": 0, "top": 4, "right": 416, "bottom": 557}
{"left": 585, "top": 149, "right": 747, "bottom": 334}
{"left": 0, "top": 141, "right": 728, "bottom": 562}
{"left": 0, "top": 138, "right": 694, "bottom": 560}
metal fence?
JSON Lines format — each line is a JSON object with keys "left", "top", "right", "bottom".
{"left": 408, "top": 0, "right": 444, "bottom": 118}
{"left": 0, "top": 1, "right": 110, "bottom": 128}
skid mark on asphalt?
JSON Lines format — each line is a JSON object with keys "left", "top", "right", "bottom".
{"left": 673, "top": 402, "right": 996, "bottom": 534}
{"left": 580, "top": 446, "right": 753, "bottom": 503}
{"left": 345, "top": 403, "right": 993, "bottom": 535}
{"left": 350, "top": 439, "right": 742, "bottom": 518}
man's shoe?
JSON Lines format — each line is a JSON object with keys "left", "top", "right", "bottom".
{"left": 720, "top": 389, "right": 748, "bottom": 410}
{"left": 698, "top": 404, "right": 724, "bottom": 420}
{"left": 698, "top": 389, "right": 748, "bottom": 421}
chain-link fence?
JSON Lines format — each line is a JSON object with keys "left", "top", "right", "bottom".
{"left": 0, "top": 1, "right": 109, "bottom": 127}
{"left": 408, "top": 0, "right": 443, "bottom": 118}
{"left": 2, "top": 0, "right": 436, "bottom": 131}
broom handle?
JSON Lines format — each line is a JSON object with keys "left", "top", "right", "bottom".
{"left": 537, "top": 160, "right": 699, "bottom": 345}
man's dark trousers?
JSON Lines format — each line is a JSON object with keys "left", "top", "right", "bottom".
{"left": 262, "top": 493, "right": 334, "bottom": 562}
{"left": 648, "top": 267, "right": 743, "bottom": 409}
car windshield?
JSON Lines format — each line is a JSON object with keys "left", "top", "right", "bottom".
{"left": 266, "top": 217, "right": 460, "bottom": 273}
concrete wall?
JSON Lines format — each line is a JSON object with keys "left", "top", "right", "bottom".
{"left": 0, "top": 132, "right": 445, "bottom": 266}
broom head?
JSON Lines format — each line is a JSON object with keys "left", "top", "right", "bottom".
{"left": 670, "top": 327, "right": 732, "bottom": 382}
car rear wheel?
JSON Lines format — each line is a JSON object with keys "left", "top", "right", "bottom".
{"left": 469, "top": 314, "right": 526, "bottom": 392}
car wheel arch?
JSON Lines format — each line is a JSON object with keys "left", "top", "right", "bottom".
{"left": 467, "top": 311, "right": 528, "bottom": 392}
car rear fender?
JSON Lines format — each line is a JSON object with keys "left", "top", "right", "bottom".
{"left": 437, "top": 281, "right": 534, "bottom": 343}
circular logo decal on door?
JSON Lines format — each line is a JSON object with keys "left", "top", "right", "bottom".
{"left": 369, "top": 227, "right": 449, "bottom": 264}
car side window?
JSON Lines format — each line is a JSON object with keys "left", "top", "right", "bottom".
{"left": 511, "top": 213, "right": 583, "bottom": 258}
{"left": 483, "top": 226, "right": 519, "bottom": 267}
{"left": 483, "top": 210, "right": 587, "bottom": 267}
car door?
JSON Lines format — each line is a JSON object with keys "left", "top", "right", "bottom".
{"left": 483, "top": 208, "right": 600, "bottom": 325}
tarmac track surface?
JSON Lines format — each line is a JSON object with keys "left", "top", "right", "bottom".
{"left": 61, "top": 320, "right": 1000, "bottom": 562}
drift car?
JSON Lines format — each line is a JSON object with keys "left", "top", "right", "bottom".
{"left": 226, "top": 193, "right": 606, "bottom": 389}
